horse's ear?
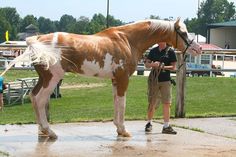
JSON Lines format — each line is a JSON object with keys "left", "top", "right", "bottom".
{"left": 174, "top": 17, "right": 181, "bottom": 29}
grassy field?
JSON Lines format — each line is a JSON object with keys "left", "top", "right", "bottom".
{"left": 0, "top": 70, "right": 236, "bottom": 124}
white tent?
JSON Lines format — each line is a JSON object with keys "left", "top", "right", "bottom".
{"left": 189, "top": 33, "right": 206, "bottom": 43}
{"left": 195, "top": 34, "right": 206, "bottom": 43}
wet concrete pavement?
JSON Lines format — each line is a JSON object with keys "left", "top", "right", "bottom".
{"left": 0, "top": 117, "right": 236, "bottom": 157}
{"left": 170, "top": 117, "right": 236, "bottom": 139}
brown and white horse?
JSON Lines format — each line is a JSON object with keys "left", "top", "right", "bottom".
{"left": 2, "top": 19, "right": 201, "bottom": 138}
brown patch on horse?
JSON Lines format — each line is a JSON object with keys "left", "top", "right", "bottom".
{"left": 37, "top": 33, "right": 54, "bottom": 44}
{"left": 112, "top": 67, "right": 129, "bottom": 97}
{"left": 31, "top": 65, "right": 53, "bottom": 95}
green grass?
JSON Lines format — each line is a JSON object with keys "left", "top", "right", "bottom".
{"left": 185, "top": 77, "right": 236, "bottom": 117}
{"left": 0, "top": 70, "right": 236, "bottom": 124}
{"left": 0, "top": 151, "right": 9, "bottom": 157}
{"left": 0, "top": 69, "right": 38, "bottom": 82}
{"left": 172, "top": 125, "right": 205, "bottom": 133}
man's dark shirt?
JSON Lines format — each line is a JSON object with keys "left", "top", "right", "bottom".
{"left": 147, "top": 46, "right": 177, "bottom": 82}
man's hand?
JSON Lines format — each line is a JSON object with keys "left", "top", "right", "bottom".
{"left": 151, "top": 61, "right": 160, "bottom": 68}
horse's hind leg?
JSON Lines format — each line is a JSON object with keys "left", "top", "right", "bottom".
{"left": 31, "top": 90, "right": 54, "bottom": 137}
{"left": 31, "top": 65, "right": 64, "bottom": 139}
{"left": 30, "top": 77, "right": 44, "bottom": 135}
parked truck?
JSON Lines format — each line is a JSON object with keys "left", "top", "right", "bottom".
{"left": 186, "top": 63, "right": 224, "bottom": 77}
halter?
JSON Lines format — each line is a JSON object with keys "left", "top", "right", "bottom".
{"left": 175, "top": 26, "right": 194, "bottom": 70}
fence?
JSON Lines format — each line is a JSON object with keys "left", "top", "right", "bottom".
{"left": 4, "top": 77, "right": 38, "bottom": 105}
{"left": 3, "top": 77, "right": 62, "bottom": 105}
{"left": 175, "top": 49, "right": 236, "bottom": 117}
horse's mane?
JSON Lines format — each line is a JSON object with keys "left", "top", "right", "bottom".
{"left": 148, "top": 20, "right": 174, "bottom": 33}
{"left": 112, "top": 19, "right": 174, "bottom": 35}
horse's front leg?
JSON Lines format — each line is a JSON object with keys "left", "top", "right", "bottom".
{"left": 117, "top": 94, "right": 131, "bottom": 137}
{"left": 112, "top": 78, "right": 131, "bottom": 137}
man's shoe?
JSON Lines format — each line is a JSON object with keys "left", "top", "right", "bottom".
{"left": 162, "top": 126, "right": 177, "bottom": 135}
{"left": 145, "top": 122, "right": 152, "bottom": 132}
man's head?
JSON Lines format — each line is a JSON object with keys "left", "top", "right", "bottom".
{"left": 158, "top": 42, "right": 167, "bottom": 50}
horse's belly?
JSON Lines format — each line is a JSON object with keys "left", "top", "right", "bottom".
{"left": 82, "top": 68, "right": 113, "bottom": 78}
{"left": 80, "top": 53, "right": 125, "bottom": 78}
{"left": 80, "top": 61, "right": 114, "bottom": 78}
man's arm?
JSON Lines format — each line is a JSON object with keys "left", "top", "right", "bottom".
{"left": 162, "top": 61, "right": 176, "bottom": 71}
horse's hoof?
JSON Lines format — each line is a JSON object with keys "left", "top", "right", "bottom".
{"left": 117, "top": 129, "right": 122, "bottom": 136}
{"left": 38, "top": 131, "right": 47, "bottom": 136}
{"left": 39, "top": 127, "right": 57, "bottom": 139}
{"left": 47, "top": 130, "right": 58, "bottom": 139}
{"left": 117, "top": 131, "right": 132, "bottom": 137}
{"left": 38, "top": 129, "right": 47, "bottom": 136}
{"left": 122, "top": 132, "right": 132, "bottom": 137}
{"left": 48, "top": 132, "right": 58, "bottom": 139}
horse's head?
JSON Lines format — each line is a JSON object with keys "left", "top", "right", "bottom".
{"left": 173, "top": 18, "right": 202, "bottom": 56}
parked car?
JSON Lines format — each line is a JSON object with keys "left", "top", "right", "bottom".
{"left": 137, "top": 63, "right": 145, "bottom": 75}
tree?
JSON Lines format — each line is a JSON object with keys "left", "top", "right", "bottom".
{"left": 107, "top": 15, "right": 123, "bottom": 27}
{"left": 67, "top": 16, "right": 90, "bottom": 34}
{"left": 59, "top": 14, "right": 76, "bottom": 32}
{"left": 195, "top": 0, "right": 236, "bottom": 36}
{"left": 0, "top": 7, "right": 20, "bottom": 41}
{"left": 88, "top": 13, "right": 107, "bottom": 34}
{"left": 198, "top": 0, "right": 235, "bottom": 21}
{"left": 184, "top": 18, "right": 202, "bottom": 35}
{"left": 0, "top": 16, "right": 11, "bottom": 42}
{"left": 149, "top": 15, "right": 160, "bottom": 20}
{"left": 38, "top": 17, "right": 57, "bottom": 33}
{"left": 19, "top": 15, "right": 38, "bottom": 32}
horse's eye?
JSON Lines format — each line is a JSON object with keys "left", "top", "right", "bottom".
{"left": 182, "top": 32, "right": 187, "bottom": 37}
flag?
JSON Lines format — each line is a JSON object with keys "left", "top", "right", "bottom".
{"left": 5, "top": 31, "right": 9, "bottom": 42}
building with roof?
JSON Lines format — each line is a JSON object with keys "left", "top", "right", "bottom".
{"left": 207, "top": 20, "right": 236, "bottom": 49}
{"left": 17, "top": 24, "right": 39, "bottom": 41}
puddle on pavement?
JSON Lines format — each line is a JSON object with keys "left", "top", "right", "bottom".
{"left": 1, "top": 121, "right": 236, "bottom": 157}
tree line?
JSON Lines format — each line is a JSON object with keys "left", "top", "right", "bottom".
{"left": 0, "top": 7, "right": 123, "bottom": 42}
{"left": 0, "top": 0, "right": 236, "bottom": 43}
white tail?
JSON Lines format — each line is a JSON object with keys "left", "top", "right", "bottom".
{"left": 0, "top": 43, "right": 61, "bottom": 76}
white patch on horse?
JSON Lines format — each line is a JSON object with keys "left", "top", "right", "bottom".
{"left": 81, "top": 53, "right": 124, "bottom": 78}
{"left": 52, "top": 33, "right": 58, "bottom": 45}
{"left": 49, "top": 62, "right": 65, "bottom": 78}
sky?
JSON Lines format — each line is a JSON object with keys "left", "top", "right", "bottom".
{"left": 1, "top": 0, "right": 236, "bottom": 22}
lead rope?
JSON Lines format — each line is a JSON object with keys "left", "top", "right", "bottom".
{"left": 148, "top": 63, "right": 163, "bottom": 105}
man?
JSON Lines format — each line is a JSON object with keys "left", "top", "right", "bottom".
{"left": 0, "top": 76, "right": 5, "bottom": 111}
{"left": 144, "top": 42, "right": 177, "bottom": 134}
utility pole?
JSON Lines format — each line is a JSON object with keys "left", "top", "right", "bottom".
{"left": 106, "top": 0, "right": 110, "bottom": 28}
{"left": 175, "top": 54, "right": 186, "bottom": 118}
{"left": 197, "top": 0, "right": 200, "bottom": 18}
{"left": 197, "top": 0, "right": 200, "bottom": 41}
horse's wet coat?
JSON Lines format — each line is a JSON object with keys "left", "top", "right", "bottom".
{"left": 4, "top": 19, "right": 202, "bottom": 138}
